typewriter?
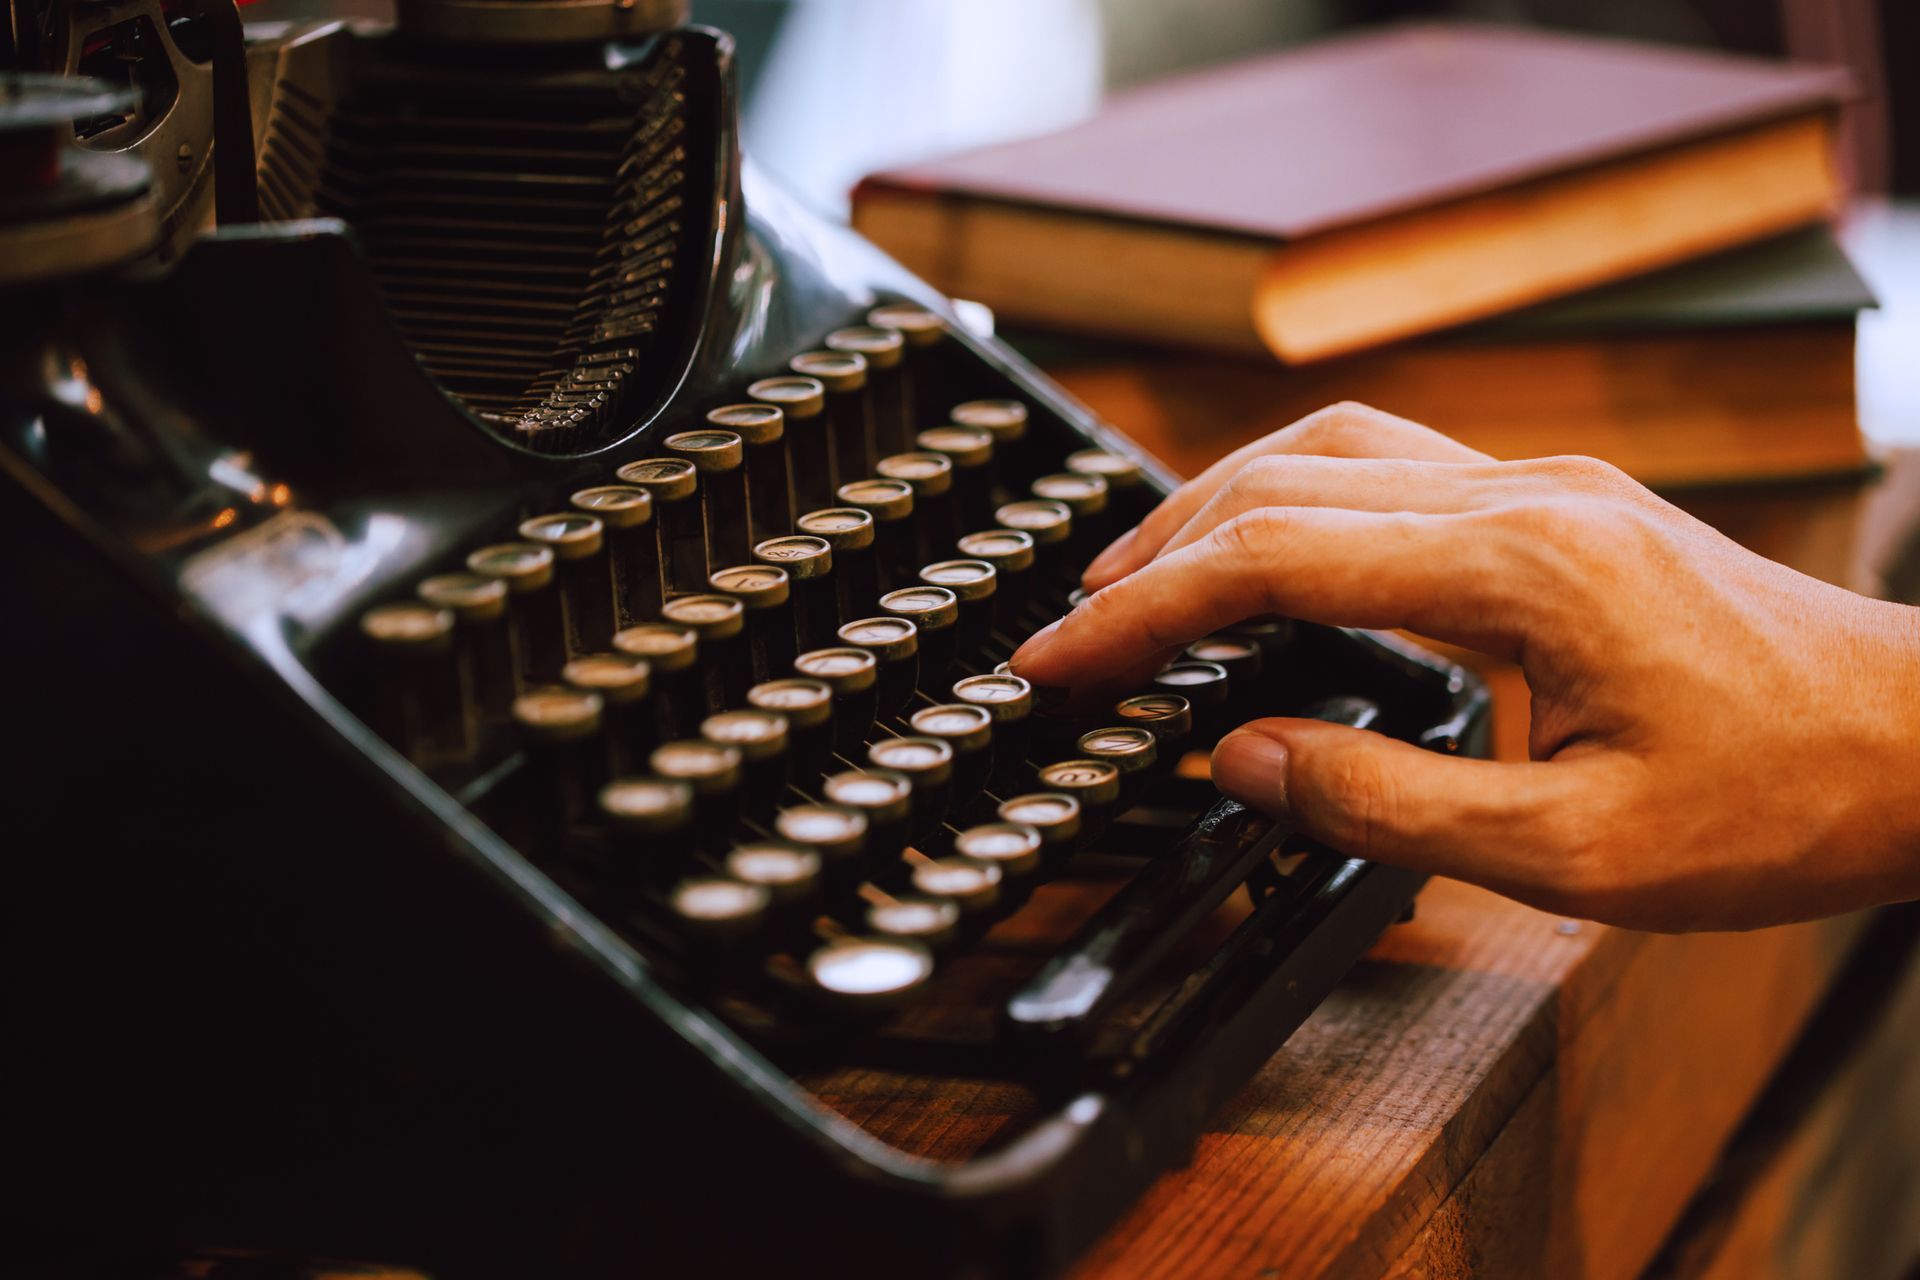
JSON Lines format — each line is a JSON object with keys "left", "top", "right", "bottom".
{"left": 3, "top": 2, "right": 1488, "bottom": 1275}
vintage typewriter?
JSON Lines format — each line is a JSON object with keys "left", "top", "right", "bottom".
{"left": 4, "top": 2, "right": 1488, "bottom": 1274}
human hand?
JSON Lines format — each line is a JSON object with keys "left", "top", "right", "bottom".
{"left": 1010, "top": 403, "right": 1920, "bottom": 931}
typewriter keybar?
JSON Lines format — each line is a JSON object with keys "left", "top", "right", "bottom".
{"left": 570, "top": 484, "right": 661, "bottom": 627}
{"left": 865, "top": 894, "right": 961, "bottom": 953}
{"left": 668, "top": 875, "right": 772, "bottom": 954}
{"left": 514, "top": 686, "right": 606, "bottom": 854}
{"left": 1030, "top": 471, "right": 1112, "bottom": 567}
{"left": 837, "top": 478, "right": 916, "bottom": 593}
{"left": 417, "top": 573, "right": 515, "bottom": 727}
{"left": 755, "top": 534, "right": 839, "bottom": 651}
{"left": 956, "top": 529, "right": 1036, "bottom": 646}
{"left": 795, "top": 646, "right": 880, "bottom": 752}
{"left": 1185, "top": 635, "right": 1264, "bottom": 699}
{"left": 918, "top": 425, "right": 996, "bottom": 535}
{"left": 826, "top": 325, "right": 909, "bottom": 457}
{"left": 796, "top": 507, "right": 878, "bottom": 623}
{"left": 877, "top": 451, "right": 956, "bottom": 564}
{"left": 804, "top": 935, "right": 935, "bottom": 1014}
{"left": 790, "top": 350, "right": 874, "bottom": 488}
{"left": 908, "top": 703, "right": 994, "bottom": 822}
{"left": 867, "top": 301, "right": 948, "bottom": 423}
{"left": 952, "top": 672, "right": 1035, "bottom": 792}
{"left": 951, "top": 397, "right": 1032, "bottom": 502}
{"left": 774, "top": 803, "right": 869, "bottom": 903}
{"left": 616, "top": 457, "right": 706, "bottom": 597}
{"left": 666, "top": 428, "right": 752, "bottom": 570}
{"left": 1035, "top": 758, "right": 1122, "bottom": 835}
{"left": 651, "top": 739, "right": 744, "bottom": 853}
{"left": 563, "top": 652, "right": 655, "bottom": 776}
{"left": 998, "top": 792, "right": 1083, "bottom": 869}
{"left": 661, "top": 593, "right": 749, "bottom": 712}
{"left": 918, "top": 558, "right": 997, "bottom": 659}
{"left": 748, "top": 677, "right": 836, "bottom": 786}
{"left": 867, "top": 735, "right": 954, "bottom": 843}
{"left": 749, "top": 375, "right": 833, "bottom": 513}
{"left": 878, "top": 585, "right": 959, "bottom": 695}
{"left": 1115, "top": 692, "right": 1193, "bottom": 776}
{"left": 702, "top": 708, "right": 790, "bottom": 824}
{"left": 993, "top": 499, "right": 1074, "bottom": 613}
{"left": 837, "top": 616, "right": 919, "bottom": 721}
{"left": 821, "top": 769, "right": 913, "bottom": 884}
{"left": 709, "top": 563, "right": 795, "bottom": 682}
{"left": 909, "top": 855, "right": 1001, "bottom": 924}
{"left": 362, "top": 602, "right": 469, "bottom": 766}
{"left": 468, "top": 541, "right": 566, "bottom": 685}
{"left": 726, "top": 842, "right": 823, "bottom": 939}
{"left": 953, "top": 821, "right": 1043, "bottom": 907}
{"left": 519, "top": 513, "right": 614, "bottom": 660}
{"left": 1075, "top": 726, "right": 1158, "bottom": 810}
{"left": 707, "top": 403, "right": 792, "bottom": 548}
{"left": 600, "top": 775, "right": 697, "bottom": 882}
{"left": 1151, "top": 659, "right": 1231, "bottom": 743}
{"left": 613, "top": 622, "right": 702, "bottom": 741}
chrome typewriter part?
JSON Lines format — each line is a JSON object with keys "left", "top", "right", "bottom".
{"left": 4, "top": 14, "right": 1489, "bottom": 1278}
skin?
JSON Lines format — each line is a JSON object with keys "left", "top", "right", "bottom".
{"left": 1009, "top": 403, "right": 1920, "bottom": 932}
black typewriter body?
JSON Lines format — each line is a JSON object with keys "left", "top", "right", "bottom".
{"left": 4, "top": 21, "right": 1489, "bottom": 1279}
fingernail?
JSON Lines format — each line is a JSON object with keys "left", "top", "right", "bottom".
{"left": 1083, "top": 528, "right": 1138, "bottom": 586}
{"left": 1211, "top": 729, "right": 1291, "bottom": 815}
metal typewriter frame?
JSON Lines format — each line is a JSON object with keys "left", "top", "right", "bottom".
{"left": 3, "top": 26, "right": 1490, "bottom": 1277}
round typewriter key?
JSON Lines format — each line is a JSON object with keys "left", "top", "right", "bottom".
{"left": 878, "top": 451, "right": 956, "bottom": 562}
{"left": 669, "top": 876, "right": 771, "bottom": 951}
{"left": 867, "top": 735, "right": 955, "bottom": 840}
{"left": 749, "top": 677, "right": 835, "bottom": 783}
{"left": 952, "top": 397, "right": 1030, "bottom": 493}
{"left": 822, "top": 769, "right": 913, "bottom": 881}
{"left": 918, "top": 424, "right": 996, "bottom": 531}
{"left": 866, "top": 895, "right": 961, "bottom": 952}
{"left": 954, "top": 672, "right": 1035, "bottom": 789}
{"left": 805, "top": 936, "right": 935, "bottom": 1013}
{"left": 1076, "top": 726, "right": 1158, "bottom": 809}
{"left": 919, "top": 557, "right": 997, "bottom": 657}
{"left": 1224, "top": 614, "right": 1297, "bottom": 661}
{"left": 775, "top": 803, "right": 869, "bottom": 901}
{"left": 710, "top": 563, "right": 795, "bottom": 682}
{"left": 828, "top": 325, "right": 909, "bottom": 455}
{"left": 662, "top": 593, "right": 749, "bottom": 712}
{"left": 1032, "top": 471, "right": 1112, "bottom": 562}
{"left": 1066, "top": 448, "right": 1145, "bottom": 494}
{"left": 701, "top": 708, "right": 791, "bottom": 823}
{"left": 837, "top": 615, "right": 920, "bottom": 721}
{"left": 468, "top": 542, "right": 565, "bottom": 685}
{"left": 571, "top": 484, "right": 660, "bottom": 626}
{"left": 709, "top": 403, "right": 792, "bottom": 546}
{"left": 650, "top": 739, "right": 744, "bottom": 852}
{"left": 726, "top": 842, "right": 823, "bottom": 925}
{"left": 564, "top": 652, "right": 654, "bottom": 774}
{"left": 514, "top": 686, "right": 606, "bottom": 851}
{"left": 998, "top": 792, "right": 1083, "bottom": 866}
{"left": 599, "top": 776, "right": 696, "bottom": 877}
{"left": 869, "top": 302, "right": 946, "bottom": 346}
{"left": 749, "top": 375, "right": 833, "bottom": 513}
{"left": 797, "top": 506, "right": 878, "bottom": 621}
{"left": 614, "top": 457, "right": 706, "bottom": 598}
{"left": 418, "top": 572, "right": 514, "bottom": 727}
{"left": 793, "top": 350, "right": 875, "bottom": 487}
{"left": 613, "top": 623, "right": 701, "bottom": 740}
{"left": 910, "top": 703, "right": 995, "bottom": 815}
{"left": 911, "top": 856, "right": 1002, "bottom": 917}
{"left": 837, "top": 477, "right": 917, "bottom": 592}
{"left": 362, "top": 602, "right": 467, "bottom": 765}
{"left": 667, "top": 428, "right": 752, "bottom": 569}
{"left": 995, "top": 499, "right": 1074, "bottom": 597}
{"left": 754, "top": 533, "right": 838, "bottom": 651}
{"left": 955, "top": 822, "right": 1043, "bottom": 893}
{"left": 957, "top": 528, "right": 1037, "bottom": 630}
{"left": 1152, "top": 659, "right": 1231, "bottom": 741}
{"left": 794, "top": 646, "right": 880, "bottom": 751}
{"left": 1115, "top": 692, "right": 1193, "bottom": 775}
{"left": 1036, "top": 758, "right": 1122, "bottom": 834}
{"left": 1186, "top": 635, "right": 1264, "bottom": 697}
{"left": 880, "top": 585, "right": 959, "bottom": 691}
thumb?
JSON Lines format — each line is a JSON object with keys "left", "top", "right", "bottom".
{"left": 1211, "top": 717, "right": 1586, "bottom": 895}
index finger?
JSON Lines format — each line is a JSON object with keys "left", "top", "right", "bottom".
{"left": 1082, "top": 402, "right": 1490, "bottom": 591}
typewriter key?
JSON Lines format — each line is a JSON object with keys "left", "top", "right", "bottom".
{"left": 836, "top": 616, "right": 920, "bottom": 721}
{"left": 468, "top": 542, "right": 566, "bottom": 684}
{"left": 1066, "top": 448, "right": 1145, "bottom": 497}
{"left": 954, "top": 821, "right": 1043, "bottom": 887}
{"left": 615, "top": 457, "right": 706, "bottom": 597}
{"left": 805, "top": 936, "right": 934, "bottom": 1013}
{"left": 869, "top": 302, "right": 947, "bottom": 426}
{"left": 662, "top": 593, "right": 749, "bottom": 712}
{"left": 997, "top": 792, "right": 1083, "bottom": 867}
{"left": 749, "top": 375, "right": 833, "bottom": 512}
{"left": 1186, "top": 635, "right": 1264, "bottom": 697}
{"left": 775, "top": 803, "right": 869, "bottom": 901}
{"left": 650, "top": 739, "right": 744, "bottom": 853}
{"left": 1036, "top": 759, "right": 1122, "bottom": 834}
{"left": 909, "top": 703, "right": 995, "bottom": 816}
{"left": 995, "top": 499, "right": 1074, "bottom": 597}
{"left": 792, "top": 350, "right": 874, "bottom": 487}
{"left": 1076, "top": 726, "right": 1159, "bottom": 809}
{"left": 918, "top": 557, "right": 997, "bottom": 658}
{"left": 710, "top": 563, "right": 795, "bottom": 682}
{"left": 748, "top": 677, "right": 835, "bottom": 784}
{"left": 879, "top": 585, "right": 959, "bottom": 692}
{"left": 1152, "top": 659, "right": 1231, "bottom": 742}
{"left": 866, "top": 895, "right": 961, "bottom": 952}
{"left": 1223, "top": 614, "right": 1297, "bottom": 660}
{"left": 827, "top": 325, "right": 909, "bottom": 456}
{"left": 520, "top": 513, "right": 613, "bottom": 656}
{"left": 599, "top": 776, "right": 696, "bottom": 877}
{"left": 514, "top": 686, "right": 606, "bottom": 851}
{"left": 418, "top": 573, "right": 514, "bottom": 726}
{"left": 726, "top": 842, "right": 823, "bottom": 926}
{"left": 666, "top": 429, "right": 752, "bottom": 570}
{"left": 701, "top": 708, "right": 790, "bottom": 823}
{"left": 613, "top": 623, "right": 701, "bottom": 741}
{"left": 917, "top": 425, "right": 995, "bottom": 533}
{"left": 668, "top": 876, "right": 771, "bottom": 950}
{"left": 951, "top": 397, "right": 1030, "bottom": 494}
{"left": 877, "top": 451, "right": 956, "bottom": 564}
{"left": 837, "top": 477, "right": 916, "bottom": 592}
{"left": 362, "top": 602, "right": 467, "bottom": 765}
{"left": 953, "top": 672, "right": 1035, "bottom": 790}
{"left": 707, "top": 403, "right": 791, "bottom": 547}
{"left": 570, "top": 484, "right": 660, "bottom": 626}
{"left": 755, "top": 534, "right": 838, "bottom": 652}
{"left": 822, "top": 770, "right": 913, "bottom": 882}
{"left": 1115, "top": 692, "right": 1193, "bottom": 775}
{"left": 1031, "top": 472, "right": 1112, "bottom": 565}
{"left": 868, "top": 302, "right": 946, "bottom": 346}
{"left": 794, "top": 647, "right": 879, "bottom": 751}
{"left": 564, "top": 652, "right": 654, "bottom": 775}
{"left": 796, "top": 507, "right": 878, "bottom": 623}
{"left": 956, "top": 528, "right": 1036, "bottom": 634}
{"left": 910, "top": 856, "right": 1001, "bottom": 918}
{"left": 867, "top": 736, "right": 955, "bottom": 841}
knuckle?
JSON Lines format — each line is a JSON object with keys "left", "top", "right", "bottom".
{"left": 1317, "top": 751, "right": 1400, "bottom": 859}
{"left": 1283, "top": 402, "right": 1392, "bottom": 456}
{"left": 1213, "top": 507, "right": 1293, "bottom": 565}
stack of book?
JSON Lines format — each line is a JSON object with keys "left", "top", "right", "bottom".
{"left": 851, "top": 22, "right": 1874, "bottom": 491}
